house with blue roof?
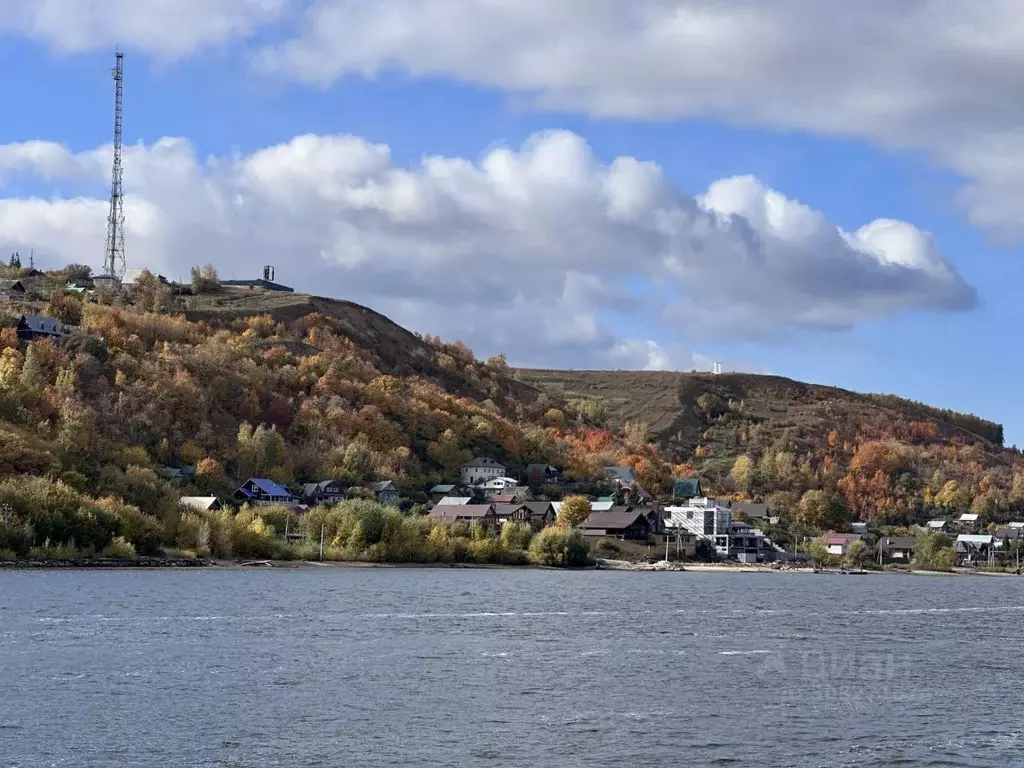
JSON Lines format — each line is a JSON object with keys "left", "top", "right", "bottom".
{"left": 234, "top": 477, "right": 297, "bottom": 505}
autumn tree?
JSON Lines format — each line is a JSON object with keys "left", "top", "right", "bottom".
{"left": 558, "top": 495, "right": 592, "bottom": 529}
{"left": 427, "top": 429, "right": 472, "bottom": 475}
{"left": 190, "top": 264, "right": 220, "bottom": 294}
{"left": 730, "top": 455, "right": 754, "bottom": 490}
{"left": 795, "top": 490, "right": 850, "bottom": 533}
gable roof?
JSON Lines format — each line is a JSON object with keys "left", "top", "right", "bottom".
{"left": 301, "top": 480, "right": 344, "bottom": 496}
{"left": 179, "top": 496, "right": 220, "bottom": 511}
{"left": 672, "top": 478, "right": 703, "bottom": 498}
{"left": 958, "top": 513, "right": 980, "bottom": 522}
{"left": 371, "top": 480, "right": 398, "bottom": 493}
{"left": 925, "top": 519, "right": 948, "bottom": 529}
{"left": 580, "top": 509, "right": 648, "bottom": 531}
{"left": 436, "top": 496, "right": 471, "bottom": 506}
{"left": 18, "top": 314, "right": 62, "bottom": 335}
{"left": 429, "top": 504, "right": 496, "bottom": 520}
{"left": 957, "top": 534, "right": 994, "bottom": 545}
{"left": 429, "top": 484, "right": 456, "bottom": 493}
{"left": 826, "top": 533, "right": 862, "bottom": 545}
{"left": 462, "top": 457, "right": 505, "bottom": 469}
{"left": 240, "top": 477, "right": 292, "bottom": 497}
{"left": 0, "top": 279, "right": 25, "bottom": 293}
{"left": 733, "top": 502, "right": 770, "bottom": 519}
{"left": 491, "top": 494, "right": 516, "bottom": 504}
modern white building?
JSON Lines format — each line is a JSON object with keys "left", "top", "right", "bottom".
{"left": 664, "top": 497, "right": 784, "bottom": 562}
{"left": 664, "top": 497, "right": 733, "bottom": 556}
{"left": 476, "top": 477, "right": 519, "bottom": 492}
{"left": 461, "top": 457, "right": 506, "bottom": 486}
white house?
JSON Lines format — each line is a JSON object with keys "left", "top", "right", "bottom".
{"left": 925, "top": 519, "right": 949, "bottom": 532}
{"left": 664, "top": 497, "right": 733, "bottom": 556}
{"left": 476, "top": 477, "right": 519, "bottom": 492}
{"left": 461, "top": 457, "right": 506, "bottom": 485}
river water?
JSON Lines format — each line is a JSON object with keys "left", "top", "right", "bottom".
{"left": 1, "top": 568, "right": 1022, "bottom": 767}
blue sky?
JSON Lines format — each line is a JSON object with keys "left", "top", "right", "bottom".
{"left": 1, "top": 2, "right": 1022, "bottom": 442}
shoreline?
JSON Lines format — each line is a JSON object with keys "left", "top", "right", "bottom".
{"left": 2, "top": 557, "right": 1020, "bottom": 578}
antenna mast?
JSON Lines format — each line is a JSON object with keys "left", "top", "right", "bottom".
{"left": 103, "top": 50, "right": 126, "bottom": 279}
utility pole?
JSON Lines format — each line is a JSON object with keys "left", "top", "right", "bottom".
{"left": 319, "top": 524, "right": 325, "bottom": 562}
{"left": 103, "top": 50, "right": 126, "bottom": 279}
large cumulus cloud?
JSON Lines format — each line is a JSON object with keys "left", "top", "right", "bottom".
{"left": 0, "top": 130, "right": 975, "bottom": 368}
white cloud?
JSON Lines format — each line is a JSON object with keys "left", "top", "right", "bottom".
{"left": 0, "top": 130, "right": 974, "bottom": 368}
{"left": 0, "top": 0, "right": 286, "bottom": 57}
{"left": 252, "top": 0, "right": 1024, "bottom": 238}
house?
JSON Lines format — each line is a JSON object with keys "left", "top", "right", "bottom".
{"left": 436, "top": 496, "right": 472, "bottom": 506}
{"left": 179, "top": 496, "right": 222, "bottom": 512}
{"left": 428, "top": 504, "right": 499, "bottom": 526}
{"left": 995, "top": 526, "right": 1024, "bottom": 543}
{"left": 367, "top": 480, "right": 400, "bottom": 505}
{"left": 158, "top": 465, "right": 196, "bottom": 486}
{"left": 526, "top": 464, "right": 562, "bottom": 485}
{"left": 495, "top": 501, "right": 556, "bottom": 529}
{"left": 925, "top": 519, "right": 949, "bottom": 532}
{"left": 0, "top": 279, "right": 25, "bottom": 299}
{"left": 16, "top": 314, "right": 63, "bottom": 341}
{"left": 429, "top": 484, "right": 457, "bottom": 504}
{"left": 660, "top": 530, "right": 698, "bottom": 558}
{"left": 671, "top": 478, "right": 703, "bottom": 500}
{"left": 580, "top": 509, "right": 652, "bottom": 541}
{"left": 92, "top": 274, "right": 121, "bottom": 291}
{"left": 878, "top": 536, "right": 916, "bottom": 563}
{"left": 603, "top": 466, "right": 637, "bottom": 486}
{"left": 826, "top": 533, "right": 863, "bottom": 557}
{"left": 476, "top": 476, "right": 519, "bottom": 492}
{"left": 957, "top": 513, "right": 981, "bottom": 532}
{"left": 729, "top": 522, "right": 780, "bottom": 563}
{"left": 851, "top": 522, "right": 869, "bottom": 535}
{"left": 1009, "top": 522, "right": 1024, "bottom": 530}
{"left": 301, "top": 480, "right": 347, "bottom": 506}
{"left": 956, "top": 534, "right": 995, "bottom": 566}
{"left": 234, "top": 477, "right": 296, "bottom": 505}
{"left": 664, "top": 497, "right": 733, "bottom": 556}
{"left": 461, "top": 457, "right": 506, "bottom": 486}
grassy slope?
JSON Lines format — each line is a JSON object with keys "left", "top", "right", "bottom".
{"left": 514, "top": 368, "right": 1008, "bottom": 463}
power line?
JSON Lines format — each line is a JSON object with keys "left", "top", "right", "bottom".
{"left": 103, "top": 50, "right": 126, "bottom": 279}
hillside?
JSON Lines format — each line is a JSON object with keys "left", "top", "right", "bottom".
{"left": 516, "top": 368, "right": 1023, "bottom": 524}
{"left": 1, "top": 262, "right": 1023, "bottom": 566}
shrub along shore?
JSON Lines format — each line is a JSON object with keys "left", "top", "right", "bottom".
{"left": 0, "top": 478, "right": 593, "bottom": 569}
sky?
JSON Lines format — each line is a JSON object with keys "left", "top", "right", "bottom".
{"left": 1, "top": 1, "right": 1023, "bottom": 442}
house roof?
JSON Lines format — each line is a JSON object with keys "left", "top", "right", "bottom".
{"left": 826, "top": 533, "right": 862, "bottom": 545}
{"left": 492, "top": 494, "right": 516, "bottom": 504}
{"left": 436, "top": 496, "right": 471, "bottom": 506}
{"left": 301, "top": 480, "right": 343, "bottom": 496}
{"left": 462, "top": 457, "right": 505, "bottom": 469}
{"left": 430, "top": 484, "right": 456, "bottom": 493}
{"left": 603, "top": 466, "right": 636, "bottom": 484}
{"left": 179, "top": 496, "right": 220, "bottom": 511}
{"left": 958, "top": 513, "right": 979, "bottom": 522}
{"left": 429, "top": 505, "right": 496, "bottom": 520}
{"left": 1010, "top": 522, "right": 1024, "bottom": 529}
{"left": 521, "top": 501, "right": 555, "bottom": 516}
{"left": 733, "top": 502, "right": 770, "bottom": 518}
{"left": 580, "top": 509, "right": 648, "bottom": 530}
{"left": 925, "top": 519, "right": 948, "bottom": 528}
{"left": 371, "top": 480, "right": 397, "bottom": 492}
{"left": 240, "top": 477, "right": 292, "bottom": 497}
{"left": 880, "top": 536, "right": 917, "bottom": 550}
{"left": 956, "top": 534, "right": 994, "bottom": 544}
{"left": 672, "top": 478, "right": 703, "bottom": 498}
{"left": 993, "top": 527, "right": 1022, "bottom": 540}
{"left": 526, "top": 463, "right": 557, "bottom": 473}
{"left": 0, "top": 279, "right": 25, "bottom": 292}
{"left": 18, "top": 314, "right": 62, "bottom": 335}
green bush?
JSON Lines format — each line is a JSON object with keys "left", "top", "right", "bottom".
{"left": 101, "top": 536, "right": 137, "bottom": 559}
{"left": 528, "top": 527, "right": 592, "bottom": 568}
{"left": 500, "top": 521, "right": 534, "bottom": 551}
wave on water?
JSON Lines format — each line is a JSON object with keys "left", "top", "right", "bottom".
{"left": 719, "top": 650, "right": 771, "bottom": 656}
